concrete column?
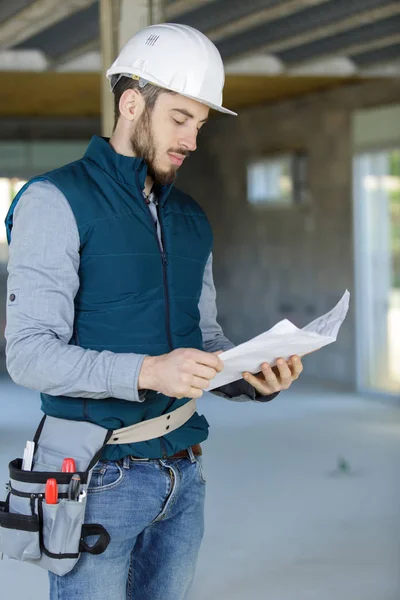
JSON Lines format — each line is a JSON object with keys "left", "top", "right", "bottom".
{"left": 100, "top": 0, "right": 121, "bottom": 137}
{"left": 100, "top": 0, "right": 165, "bottom": 137}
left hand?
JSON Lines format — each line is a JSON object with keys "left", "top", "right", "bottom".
{"left": 242, "top": 355, "right": 303, "bottom": 396}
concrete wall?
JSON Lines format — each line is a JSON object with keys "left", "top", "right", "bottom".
{"left": 176, "top": 79, "right": 400, "bottom": 388}
{"left": 1, "top": 81, "right": 400, "bottom": 386}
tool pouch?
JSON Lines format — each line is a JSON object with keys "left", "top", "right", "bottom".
{"left": 0, "top": 415, "right": 112, "bottom": 576}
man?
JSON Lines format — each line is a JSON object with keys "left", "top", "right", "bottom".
{"left": 4, "top": 23, "right": 303, "bottom": 600}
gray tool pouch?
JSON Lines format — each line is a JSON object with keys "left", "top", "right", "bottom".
{"left": 0, "top": 415, "right": 112, "bottom": 576}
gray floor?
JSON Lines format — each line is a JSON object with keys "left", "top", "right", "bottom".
{"left": 1, "top": 376, "right": 399, "bottom": 599}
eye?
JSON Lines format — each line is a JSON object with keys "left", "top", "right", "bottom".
{"left": 173, "top": 118, "right": 185, "bottom": 126}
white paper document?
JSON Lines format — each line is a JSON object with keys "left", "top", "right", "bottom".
{"left": 206, "top": 290, "right": 350, "bottom": 391}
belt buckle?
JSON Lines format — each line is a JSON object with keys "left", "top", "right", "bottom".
{"left": 129, "top": 455, "right": 150, "bottom": 462}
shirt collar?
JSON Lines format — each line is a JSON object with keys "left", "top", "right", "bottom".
{"left": 143, "top": 189, "right": 158, "bottom": 205}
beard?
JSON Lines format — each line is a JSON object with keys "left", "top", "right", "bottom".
{"left": 130, "top": 108, "right": 177, "bottom": 187}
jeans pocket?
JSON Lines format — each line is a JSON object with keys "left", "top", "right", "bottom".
{"left": 196, "top": 456, "right": 207, "bottom": 484}
{"left": 88, "top": 462, "right": 124, "bottom": 493}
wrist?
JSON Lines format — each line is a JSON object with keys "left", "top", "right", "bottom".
{"left": 138, "top": 355, "right": 158, "bottom": 391}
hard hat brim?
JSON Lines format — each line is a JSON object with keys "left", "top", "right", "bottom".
{"left": 181, "top": 91, "right": 237, "bottom": 116}
{"left": 179, "top": 91, "right": 237, "bottom": 117}
{"left": 106, "top": 68, "right": 237, "bottom": 116}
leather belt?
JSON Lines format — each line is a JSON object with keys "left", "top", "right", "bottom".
{"left": 130, "top": 444, "right": 202, "bottom": 461}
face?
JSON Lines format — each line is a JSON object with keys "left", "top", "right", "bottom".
{"left": 130, "top": 91, "right": 209, "bottom": 186}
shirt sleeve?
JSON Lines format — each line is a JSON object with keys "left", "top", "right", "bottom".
{"left": 5, "top": 180, "right": 147, "bottom": 402}
{"left": 199, "top": 252, "right": 235, "bottom": 354}
{"left": 199, "top": 253, "right": 278, "bottom": 403}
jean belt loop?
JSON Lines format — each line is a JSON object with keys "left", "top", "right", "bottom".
{"left": 122, "top": 455, "right": 131, "bottom": 470}
{"left": 187, "top": 447, "right": 196, "bottom": 464}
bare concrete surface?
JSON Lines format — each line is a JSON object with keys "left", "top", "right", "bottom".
{"left": 1, "top": 376, "right": 399, "bottom": 600}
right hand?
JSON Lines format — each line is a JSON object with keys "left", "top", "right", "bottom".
{"left": 138, "top": 348, "right": 224, "bottom": 399}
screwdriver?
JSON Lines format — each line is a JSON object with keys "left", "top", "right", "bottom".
{"left": 62, "top": 458, "right": 77, "bottom": 473}
{"left": 68, "top": 474, "right": 81, "bottom": 502}
{"left": 45, "top": 478, "right": 58, "bottom": 504}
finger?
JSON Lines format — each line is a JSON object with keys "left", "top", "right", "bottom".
{"left": 190, "top": 375, "right": 211, "bottom": 390}
{"left": 243, "top": 370, "right": 280, "bottom": 395}
{"left": 288, "top": 356, "right": 303, "bottom": 379}
{"left": 260, "top": 364, "right": 281, "bottom": 393}
{"left": 192, "top": 364, "right": 219, "bottom": 381}
{"left": 275, "top": 358, "right": 293, "bottom": 389}
{"left": 188, "top": 387, "right": 204, "bottom": 399}
{"left": 191, "top": 349, "right": 224, "bottom": 372}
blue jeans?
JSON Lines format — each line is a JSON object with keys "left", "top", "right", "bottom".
{"left": 49, "top": 448, "right": 206, "bottom": 600}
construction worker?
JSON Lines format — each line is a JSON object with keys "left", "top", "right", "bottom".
{"left": 5, "top": 23, "right": 303, "bottom": 600}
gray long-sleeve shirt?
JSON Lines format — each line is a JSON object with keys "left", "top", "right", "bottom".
{"left": 5, "top": 180, "right": 271, "bottom": 403}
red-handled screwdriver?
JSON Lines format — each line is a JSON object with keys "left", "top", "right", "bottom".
{"left": 45, "top": 478, "right": 58, "bottom": 504}
{"left": 62, "top": 458, "right": 77, "bottom": 473}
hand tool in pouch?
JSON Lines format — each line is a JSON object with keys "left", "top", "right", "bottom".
{"left": 62, "top": 458, "right": 77, "bottom": 473}
{"left": 45, "top": 478, "right": 58, "bottom": 504}
{"left": 68, "top": 474, "right": 81, "bottom": 502}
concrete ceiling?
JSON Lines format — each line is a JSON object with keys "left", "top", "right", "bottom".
{"left": 0, "top": 0, "right": 398, "bottom": 75}
{"left": 0, "top": 0, "right": 398, "bottom": 117}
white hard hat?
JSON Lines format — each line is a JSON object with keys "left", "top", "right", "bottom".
{"left": 106, "top": 23, "right": 236, "bottom": 116}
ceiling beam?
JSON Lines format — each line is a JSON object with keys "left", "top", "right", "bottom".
{"left": 166, "top": 0, "right": 216, "bottom": 20}
{"left": 287, "top": 34, "right": 400, "bottom": 72}
{"left": 0, "top": 49, "right": 48, "bottom": 70}
{"left": 0, "top": 71, "right": 380, "bottom": 117}
{"left": 220, "top": 1, "right": 400, "bottom": 62}
{"left": 278, "top": 15, "right": 400, "bottom": 64}
{"left": 288, "top": 56, "right": 358, "bottom": 76}
{"left": 352, "top": 42, "right": 400, "bottom": 66}
{"left": 0, "top": 72, "right": 101, "bottom": 117}
{"left": 47, "top": 40, "right": 100, "bottom": 71}
{"left": 208, "top": 0, "right": 326, "bottom": 42}
{"left": 348, "top": 34, "right": 400, "bottom": 59}
{"left": 268, "top": 5, "right": 400, "bottom": 55}
{"left": 360, "top": 58, "right": 400, "bottom": 76}
{"left": 0, "top": 0, "right": 97, "bottom": 49}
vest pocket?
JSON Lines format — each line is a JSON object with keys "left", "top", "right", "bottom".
{"left": 0, "top": 501, "right": 41, "bottom": 561}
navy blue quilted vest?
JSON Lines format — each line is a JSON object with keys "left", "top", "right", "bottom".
{"left": 5, "top": 136, "right": 213, "bottom": 459}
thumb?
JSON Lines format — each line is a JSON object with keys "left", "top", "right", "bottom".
{"left": 213, "top": 350, "right": 224, "bottom": 371}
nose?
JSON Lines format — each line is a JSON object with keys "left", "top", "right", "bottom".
{"left": 179, "top": 128, "right": 197, "bottom": 152}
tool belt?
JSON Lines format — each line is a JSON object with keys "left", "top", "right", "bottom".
{"left": 0, "top": 398, "right": 197, "bottom": 576}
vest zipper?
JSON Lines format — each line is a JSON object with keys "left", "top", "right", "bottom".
{"left": 137, "top": 179, "right": 173, "bottom": 459}
{"left": 137, "top": 182, "right": 173, "bottom": 351}
{"left": 157, "top": 211, "right": 173, "bottom": 352}
{"left": 156, "top": 210, "right": 175, "bottom": 458}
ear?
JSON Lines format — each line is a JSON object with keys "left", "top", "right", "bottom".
{"left": 119, "top": 88, "right": 145, "bottom": 122}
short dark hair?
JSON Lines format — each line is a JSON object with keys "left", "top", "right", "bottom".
{"left": 112, "top": 76, "right": 176, "bottom": 129}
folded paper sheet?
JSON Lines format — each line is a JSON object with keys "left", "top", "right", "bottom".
{"left": 207, "top": 290, "right": 350, "bottom": 391}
